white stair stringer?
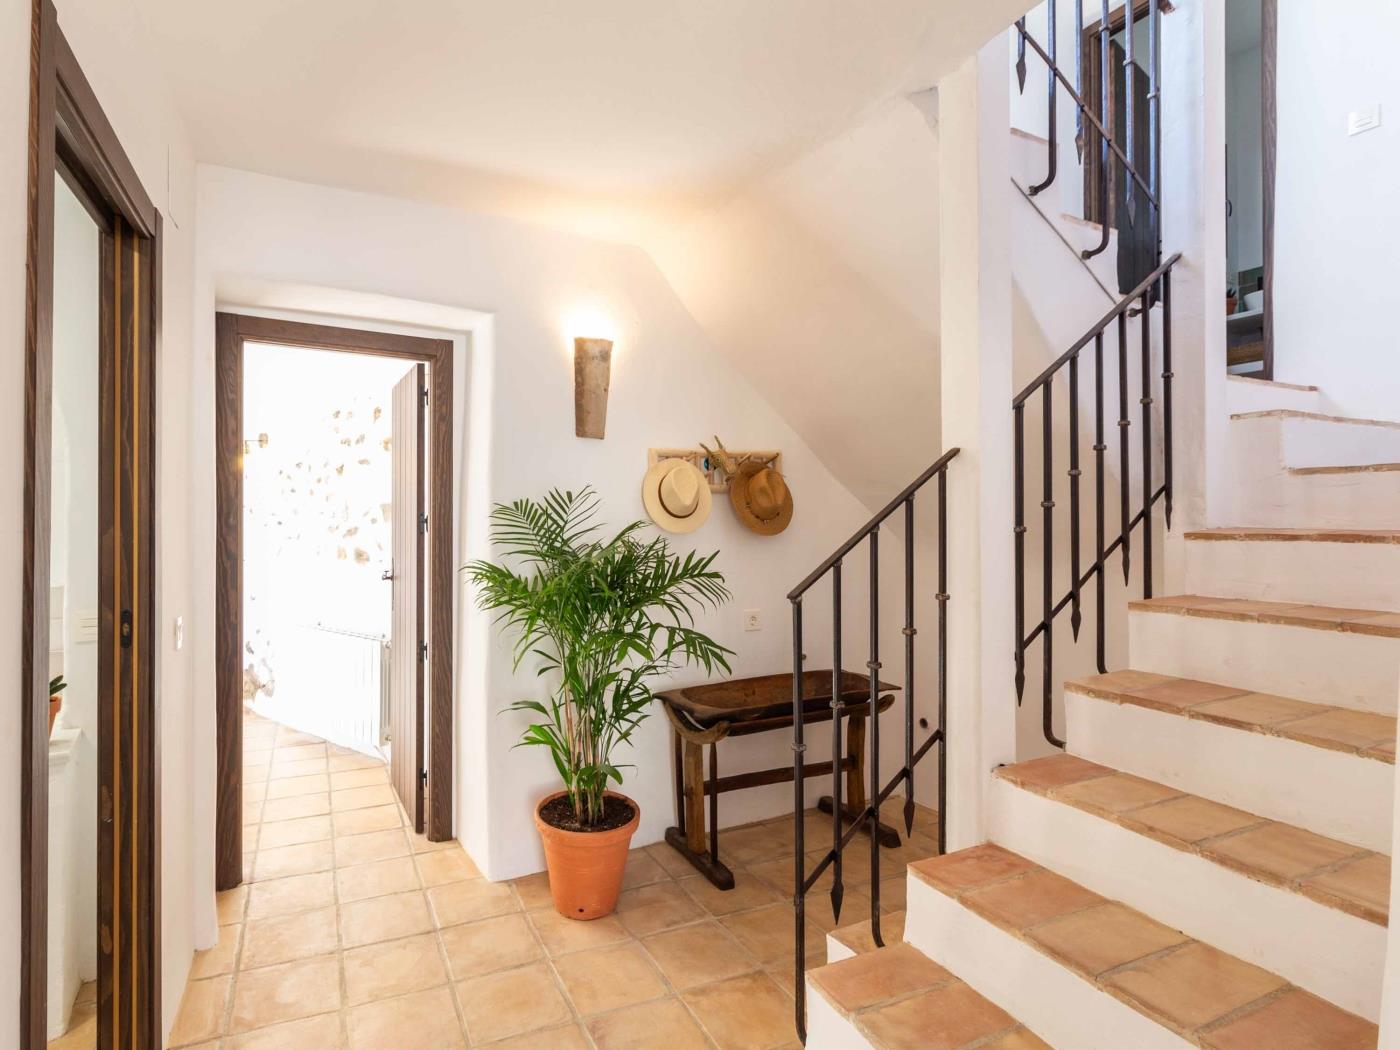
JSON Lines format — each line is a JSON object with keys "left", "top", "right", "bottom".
{"left": 1064, "top": 687, "right": 1394, "bottom": 851}
{"left": 987, "top": 775, "right": 1386, "bottom": 1022}
{"left": 1183, "top": 531, "right": 1400, "bottom": 608}
{"left": 903, "top": 874, "right": 1193, "bottom": 1050}
{"left": 1128, "top": 605, "right": 1400, "bottom": 714}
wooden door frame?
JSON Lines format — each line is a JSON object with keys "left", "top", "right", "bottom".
{"left": 214, "top": 313, "right": 456, "bottom": 890}
{"left": 23, "top": 1, "right": 163, "bottom": 1047}
{"left": 1260, "top": 0, "right": 1277, "bottom": 379}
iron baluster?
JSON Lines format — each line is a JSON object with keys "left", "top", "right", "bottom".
{"left": 1074, "top": 0, "right": 1085, "bottom": 161}
{"left": 1016, "top": 18, "right": 1028, "bottom": 93}
{"left": 708, "top": 743, "right": 720, "bottom": 865}
{"left": 1085, "top": 0, "right": 1113, "bottom": 260}
{"left": 903, "top": 498, "right": 916, "bottom": 837}
{"left": 936, "top": 469, "right": 949, "bottom": 857}
{"left": 830, "top": 564, "right": 844, "bottom": 925}
{"left": 1030, "top": 0, "right": 1059, "bottom": 195}
{"left": 867, "top": 530, "right": 882, "bottom": 947}
{"left": 1041, "top": 383, "right": 1064, "bottom": 748}
{"left": 1014, "top": 404, "right": 1026, "bottom": 702}
{"left": 1124, "top": 0, "right": 1136, "bottom": 224}
{"left": 1140, "top": 293, "right": 1154, "bottom": 599}
{"left": 1150, "top": 0, "right": 1163, "bottom": 263}
{"left": 1069, "top": 351, "right": 1082, "bottom": 639}
{"left": 1117, "top": 312, "right": 1132, "bottom": 585}
{"left": 1094, "top": 332, "right": 1108, "bottom": 674}
{"left": 791, "top": 599, "right": 806, "bottom": 1044}
{"left": 1162, "top": 270, "right": 1174, "bottom": 526}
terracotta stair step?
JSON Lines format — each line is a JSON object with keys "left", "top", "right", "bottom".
{"left": 995, "top": 754, "right": 1390, "bottom": 926}
{"left": 1231, "top": 409, "right": 1400, "bottom": 429}
{"left": 1288, "top": 462, "right": 1400, "bottom": 476}
{"left": 1067, "top": 670, "right": 1397, "bottom": 763}
{"left": 828, "top": 910, "right": 906, "bottom": 958}
{"left": 807, "top": 941, "right": 1051, "bottom": 1049}
{"left": 1227, "top": 375, "right": 1318, "bottom": 393}
{"left": 1184, "top": 527, "right": 1400, "bottom": 545}
{"left": 911, "top": 845, "right": 1379, "bottom": 1048}
{"left": 1130, "top": 595, "right": 1400, "bottom": 639}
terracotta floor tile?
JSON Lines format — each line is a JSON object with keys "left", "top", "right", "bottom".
{"left": 1200, "top": 987, "right": 1377, "bottom": 1049}
{"left": 682, "top": 972, "right": 796, "bottom": 1050}
{"left": 512, "top": 871, "right": 555, "bottom": 910}
{"left": 265, "top": 773, "right": 330, "bottom": 799}
{"left": 1278, "top": 709, "right": 1398, "bottom": 753}
{"left": 331, "top": 784, "right": 398, "bottom": 812}
{"left": 1126, "top": 677, "right": 1249, "bottom": 712}
{"left": 1202, "top": 823, "right": 1365, "bottom": 884}
{"left": 679, "top": 870, "right": 783, "bottom": 916}
{"left": 254, "top": 840, "right": 335, "bottom": 881}
{"left": 339, "top": 890, "right": 434, "bottom": 947}
{"left": 346, "top": 986, "right": 465, "bottom": 1050}
{"left": 247, "top": 872, "right": 335, "bottom": 920}
{"left": 274, "top": 743, "right": 327, "bottom": 762}
{"left": 1364, "top": 740, "right": 1397, "bottom": 763}
{"left": 720, "top": 902, "right": 826, "bottom": 964}
{"left": 1052, "top": 773, "right": 1184, "bottom": 816}
{"left": 878, "top": 875, "right": 907, "bottom": 914}
{"left": 334, "top": 856, "right": 420, "bottom": 903}
{"left": 806, "top": 887, "right": 874, "bottom": 933}
{"left": 587, "top": 997, "right": 712, "bottom": 1050}
{"left": 414, "top": 846, "right": 479, "bottom": 887}
{"left": 224, "top": 1011, "right": 345, "bottom": 1050}
{"left": 721, "top": 821, "right": 796, "bottom": 865}
{"left": 620, "top": 848, "right": 671, "bottom": 890}
{"left": 1190, "top": 692, "right": 1324, "bottom": 730}
{"left": 426, "top": 876, "right": 519, "bottom": 927}
{"left": 1068, "top": 669, "right": 1177, "bottom": 698}
{"left": 910, "top": 844, "right": 1039, "bottom": 894}
{"left": 996, "top": 754, "right": 1111, "bottom": 792}
{"left": 456, "top": 961, "right": 573, "bottom": 1043}
{"left": 332, "top": 804, "right": 403, "bottom": 837}
{"left": 329, "top": 767, "right": 389, "bottom": 791}
{"left": 554, "top": 941, "right": 669, "bottom": 1014}
{"left": 190, "top": 922, "right": 241, "bottom": 980}
{"left": 1300, "top": 853, "right": 1391, "bottom": 923}
{"left": 329, "top": 752, "right": 384, "bottom": 773}
{"left": 228, "top": 955, "right": 341, "bottom": 1033}
{"left": 439, "top": 913, "right": 542, "bottom": 979}
{"left": 1027, "top": 903, "right": 1189, "bottom": 978}
{"left": 169, "top": 976, "right": 231, "bottom": 1046}
{"left": 217, "top": 885, "right": 249, "bottom": 925}
{"left": 809, "top": 943, "right": 951, "bottom": 1014}
{"left": 982, "top": 1029, "right": 1054, "bottom": 1050}
{"left": 962, "top": 869, "right": 1104, "bottom": 932}
{"left": 240, "top": 907, "right": 339, "bottom": 970}
{"left": 343, "top": 931, "right": 448, "bottom": 1005}
{"left": 616, "top": 880, "right": 705, "bottom": 936}
{"left": 258, "top": 815, "right": 333, "bottom": 849}
{"left": 1123, "top": 796, "right": 1264, "bottom": 848}
{"left": 829, "top": 912, "right": 905, "bottom": 956}
{"left": 529, "top": 907, "right": 633, "bottom": 956}
{"left": 1106, "top": 942, "right": 1288, "bottom": 1034}
{"left": 260, "top": 793, "right": 331, "bottom": 823}
{"left": 334, "top": 829, "right": 410, "bottom": 867}
{"left": 642, "top": 920, "right": 760, "bottom": 990}
{"left": 269, "top": 758, "right": 328, "bottom": 779}
{"left": 647, "top": 841, "right": 702, "bottom": 878}
{"left": 857, "top": 982, "right": 1016, "bottom": 1050}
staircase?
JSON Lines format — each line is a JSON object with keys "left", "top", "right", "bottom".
{"left": 802, "top": 373, "right": 1394, "bottom": 1049}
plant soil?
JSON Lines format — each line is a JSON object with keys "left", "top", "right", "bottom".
{"left": 539, "top": 794, "right": 635, "bottom": 833}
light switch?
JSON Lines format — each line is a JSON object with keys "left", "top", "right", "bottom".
{"left": 1348, "top": 104, "right": 1381, "bottom": 137}
{"left": 743, "top": 609, "right": 762, "bottom": 632}
{"left": 74, "top": 612, "right": 99, "bottom": 644}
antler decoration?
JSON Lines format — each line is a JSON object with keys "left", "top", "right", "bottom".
{"left": 700, "top": 436, "right": 743, "bottom": 479}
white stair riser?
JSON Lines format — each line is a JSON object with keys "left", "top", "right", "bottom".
{"left": 1128, "top": 609, "right": 1400, "bottom": 714}
{"left": 1184, "top": 538, "right": 1400, "bottom": 609}
{"left": 1065, "top": 690, "right": 1393, "bottom": 851}
{"left": 987, "top": 779, "right": 1385, "bottom": 1022}
{"left": 824, "top": 934, "right": 857, "bottom": 964}
{"left": 804, "top": 987, "right": 873, "bottom": 1050}
{"left": 1226, "top": 429, "right": 1400, "bottom": 529}
{"left": 1225, "top": 378, "right": 1322, "bottom": 416}
{"left": 904, "top": 877, "right": 1192, "bottom": 1050}
{"left": 1276, "top": 417, "right": 1400, "bottom": 470}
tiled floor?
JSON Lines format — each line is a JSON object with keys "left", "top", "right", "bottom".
{"left": 47, "top": 981, "right": 97, "bottom": 1049}
{"left": 171, "top": 710, "right": 941, "bottom": 1048}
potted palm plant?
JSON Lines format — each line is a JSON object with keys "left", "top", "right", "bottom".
{"left": 466, "top": 487, "right": 731, "bottom": 919}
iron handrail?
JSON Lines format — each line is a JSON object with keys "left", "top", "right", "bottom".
{"left": 789, "top": 449, "right": 957, "bottom": 1043}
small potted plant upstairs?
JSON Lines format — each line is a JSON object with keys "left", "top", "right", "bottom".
{"left": 466, "top": 487, "right": 732, "bottom": 920}
{"left": 49, "top": 675, "right": 67, "bottom": 736}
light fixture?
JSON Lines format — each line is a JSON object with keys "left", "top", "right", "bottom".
{"left": 243, "top": 432, "right": 270, "bottom": 454}
{"left": 573, "top": 337, "right": 612, "bottom": 440}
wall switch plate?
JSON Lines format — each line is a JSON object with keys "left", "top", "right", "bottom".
{"left": 174, "top": 615, "right": 184, "bottom": 651}
{"left": 74, "top": 612, "right": 99, "bottom": 644}
{"left": 1348, "top": 104, "right": 1381, "bottom": 136}
{"left": 743, "top": 609, "right": 762, "bottom": 632}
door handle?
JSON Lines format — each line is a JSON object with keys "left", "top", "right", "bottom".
{"left": 381, "top": 570, "right": 394, "bottom": 581}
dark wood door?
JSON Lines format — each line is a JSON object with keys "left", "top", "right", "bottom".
{"left": 1111, "top": 40, "right": 1158, "bottom": 295}
{"left": 388, "top": 365, "right": 427, "bottom": 831}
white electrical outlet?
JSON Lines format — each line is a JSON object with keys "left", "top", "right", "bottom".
{"left": 743, "top": 609, "right": 762, "bottom": 632}
{"left": 1348, "top": 103, "right": 1381, "bottom": 137}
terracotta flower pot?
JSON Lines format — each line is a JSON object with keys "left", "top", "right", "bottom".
{"left": 48, "top": 695, "right": 61, "bottom": 737}
{"left": 534, "top": 790, "right": 639, "bottom": 920}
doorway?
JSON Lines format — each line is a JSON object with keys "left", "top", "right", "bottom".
{"left": 214, "top": 314, "right": 456, "bottom": 893}
{"left": 23, "top": 4, "right": 163, "bottom": 1048}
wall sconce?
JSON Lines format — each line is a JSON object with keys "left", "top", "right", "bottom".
{"left": 573, "top": 337, "right": 612, "bottom": 440}
{"left": 243, "top": 432, "right": 269, "bottom": 454}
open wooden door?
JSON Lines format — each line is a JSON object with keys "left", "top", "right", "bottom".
{"left": 389, "top": 364, "right": 427, "bottom": 832}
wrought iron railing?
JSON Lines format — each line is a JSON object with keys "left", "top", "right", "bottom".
{"left": 788, "top": 448, "right": 958, "bottom": 1041}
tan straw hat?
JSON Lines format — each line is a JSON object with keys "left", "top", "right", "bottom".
{"left": 729, "top": 461, "right": 793, "bottom": 536}
{"left": 641, "top": 459, "right": 712, "bottom": 534}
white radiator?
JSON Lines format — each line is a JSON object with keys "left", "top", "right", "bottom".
{"left": 258, "top": 623, "right": 390, "bottom": 757}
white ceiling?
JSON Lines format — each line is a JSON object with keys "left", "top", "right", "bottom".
{"left": 133, "top": 0, "right": 955, "bottom": 239}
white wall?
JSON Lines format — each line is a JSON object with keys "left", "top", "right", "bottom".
{"left": 0, "top": 0, "right": 202, "bottom": 1040}
{"left": 1225, "top": 42, "right": 1263, "bottom": 278}
{"left": 1273, "top": 0, "right": 1400, "bottom": 419}
{"left": 193, "top": 165, "right": 936, "bottom": 882}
